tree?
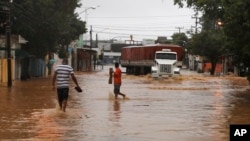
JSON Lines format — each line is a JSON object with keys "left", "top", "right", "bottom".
{"left": 187, "top": 30, "right": 224, "bottom": 75}
{"left": 171, "top": 32, "right": 188, "bottom": 46}
{"left": 223, "top": 0, "right": 250, "bottom": 73}
{"left": 174, "top": 0, "right": 250, "bottom": 77}
{"left": 173, "top": 0, "right": 225, "bottom": 75}
{"left": 11, "top": 0, "right": 86, "bottom": 58}
{"left": 0, "top": 1, "right": 8, "bottom": 35}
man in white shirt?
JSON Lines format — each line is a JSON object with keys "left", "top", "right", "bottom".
{"left": 52, "top": 58, "right": 80, "bottom": 112}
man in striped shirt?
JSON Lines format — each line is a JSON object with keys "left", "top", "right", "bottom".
{"left": 52, "top": 58, "right": 80, "bottom": 112}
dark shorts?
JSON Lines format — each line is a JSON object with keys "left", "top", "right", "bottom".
{"left": 114, "top": 84, "right": 121, "bottom": 93}
{"left": 57, "top": 88, "right": 69, "bottom": 102}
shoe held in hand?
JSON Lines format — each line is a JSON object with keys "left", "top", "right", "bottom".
{"left": 75, "top": 86, "right": 82, "bottom": 92}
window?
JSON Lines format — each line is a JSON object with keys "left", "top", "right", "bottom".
{"left": 156, "top": 53, "right": 176, "bottom": 60}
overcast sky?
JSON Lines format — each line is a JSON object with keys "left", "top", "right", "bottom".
{"left": 75, "top": 0, "right": 197, "bottom": 41}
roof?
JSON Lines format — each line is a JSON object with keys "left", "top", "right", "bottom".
{"left": 15, "top": 49, "right": 32, "bottom": 58}
{"left": 77, "top": 48, "right": 97, "bottom": 53}
{"left": 104, "top": 52, "right": 121, "bottom": 56}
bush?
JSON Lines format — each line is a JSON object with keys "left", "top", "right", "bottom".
{"left": 197, "top": 69, "right": 204, "bottom": 73}
{"left": 246, "top": 70, "right": 250, "bottom": 83}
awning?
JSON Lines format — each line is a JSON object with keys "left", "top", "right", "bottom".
{"left": 0, "top": 47, "right": 32, "bottom": 58}
{"left": 15, "top": 49, "right": 32, "bottom": 58}
{"left": 0, "top": 47, "right": 7, "bottom": 50}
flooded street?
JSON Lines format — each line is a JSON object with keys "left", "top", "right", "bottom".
{"left": 1, "top": 66, "right": 250, "bottom": 141}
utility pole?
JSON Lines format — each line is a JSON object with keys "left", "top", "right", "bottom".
{"left": 192, "top": 10, "right": 199, "bottom": 34}
{"left": 175, "top": 27, "right": 184, "bottom": 34}
{"left": 89, "top": 25, "right": 93, "bottom": 71}
{"left": 6, "top": 1, "right": 12, "bottom": 87}
{"left": 94, "top": 33, "right": 98, "bottom": 70}
{"left": 95, "top": 33, "right": 98, "bottom": 48}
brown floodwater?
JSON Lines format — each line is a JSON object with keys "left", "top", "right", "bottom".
{"left": 1, "top": 66, "right": 250, "bottom": 141}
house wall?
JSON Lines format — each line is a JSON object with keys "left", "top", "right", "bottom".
{"left": 0, "top": 59, "right": 14, "bottom": 86}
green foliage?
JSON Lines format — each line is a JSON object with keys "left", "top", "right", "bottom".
{"left": 0, "top": 2, "right": 8, "bottom": 34}
{"left": 187, "top": 29, "right": 224, "bottom": 75}
{"left": 171, "top": 33, "right": 188, "bottom": 46}
{"left": 11, "top": 0, "right": 86, "bottom": 58}
{"left": 58, "top": 47, "right": 69, "bottom": 59}
{"left": 173, "top": 0, "right": 250, "bottom": 75}
{"left": 223, "top": 0, "right": 250, "bottom": 67}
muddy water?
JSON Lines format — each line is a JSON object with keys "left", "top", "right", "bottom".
{"left": 1, "top": 66, "right": 250, "bottom": 141}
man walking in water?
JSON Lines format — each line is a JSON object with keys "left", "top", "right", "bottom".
{"left": 113, "top": 62, "right": 126, "bottom": 99}
{"left": 52, "top": 58, "right": 80, "bottom": 112}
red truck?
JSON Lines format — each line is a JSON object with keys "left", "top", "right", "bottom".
{"left": 120, "top": 44, "right": 184, "bottom": 75}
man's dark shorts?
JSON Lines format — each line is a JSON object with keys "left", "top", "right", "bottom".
{"left": 114, "top": 84, "right": 121, "bottom": 93}
{"left": 57, "top": 88, "right": 69, "bottom": 102}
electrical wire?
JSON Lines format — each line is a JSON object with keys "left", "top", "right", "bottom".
{"left": 84, "top": 15, "right": 195, "bottom": 40}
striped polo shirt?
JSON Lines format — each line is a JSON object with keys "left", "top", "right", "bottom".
{"left": 55, "top": 64, "right": 74, "bottom": 88}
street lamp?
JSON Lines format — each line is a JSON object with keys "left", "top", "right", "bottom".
{"left": 79, "top": 5, "right": 99, "bottom": 46}
{"left": 78, "top": 6, "right": 99, "bottom": 18}
{"left": 77, "top": 5, "right": 99, "bottom": 71}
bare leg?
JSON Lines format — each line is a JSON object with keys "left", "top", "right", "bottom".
{"left": 114, "top": 93, "right": 118, "bottom": 99}
{"left": 119, "top": 93, "right": 126, "bottom": 99}
{"left": 58, "top": 100, "right": 62, "bottom": 111}
{"left": 62, "top": 100, "right": 68, "bottom": 112}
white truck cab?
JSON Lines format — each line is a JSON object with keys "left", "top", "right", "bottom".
{"left": 151, "top": 49, "right": 180, "bottom": 78}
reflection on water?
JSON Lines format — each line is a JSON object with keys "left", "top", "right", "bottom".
{"left": 0, "top": 67, "right": 250, "bottom": 141}
{"left": 229, "top": 90, "right": 250, "bottom": 124}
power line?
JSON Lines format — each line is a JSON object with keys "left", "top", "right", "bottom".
{"left": 92, "top": 21, "right": 193, "bottom": 27}
{"left": 92, "top": 31, "right": 173, "bottom": 39}
{"left": 92, "top": 26, "right": 178, "bottom": 32}
{"left": 89, "top": 19, "right": 194, "bottom": 28}
{"left": 85, "top": 14, "right": 196, "bottom": 40}
{"left": 88, "top": 14, "right": 195, "bottom": 19}
{"left": 90, "top": 25, "right": 189, "bottom": 40}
